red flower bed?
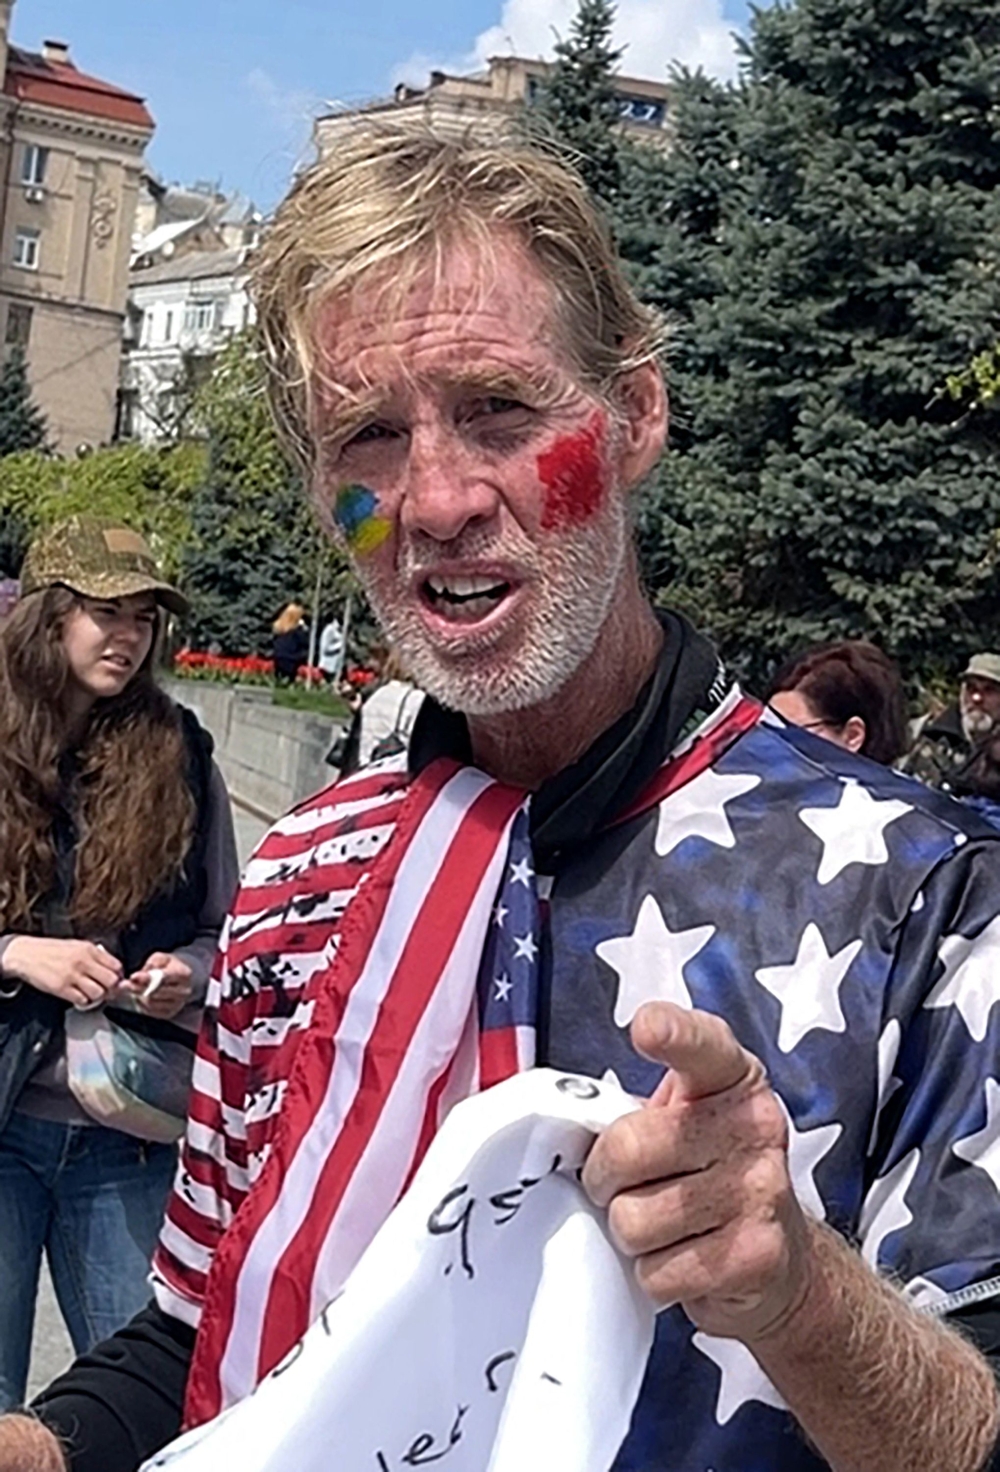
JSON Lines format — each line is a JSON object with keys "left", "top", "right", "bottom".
{"left": 173, "top": 651, "right": 379, "bottom": 690}
{"left": 174, "top": 650, "right": 275, "bottom": 678}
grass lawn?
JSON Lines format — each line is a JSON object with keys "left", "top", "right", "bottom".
{"left": 271, "top": 684, "right": 352, "bottom": 720}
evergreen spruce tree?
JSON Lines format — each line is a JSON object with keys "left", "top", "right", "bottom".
{"left": 535, "top": 0, "right": 625, "bottom": 203}
{"left": 0, "top": 507, "right": 29, "bottom": 575}
{"left": 640, "top": 0, "right": 1000, "bottom": 685}
{"left": 181, "top": 333, "right": 329, "bottom": 656}
{"left": 0, "top": 347, "right": 47, "bottom": 457}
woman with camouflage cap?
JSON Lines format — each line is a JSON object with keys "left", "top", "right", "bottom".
{"left": 0, "top": 515, "right": 238, "bottom": 1411}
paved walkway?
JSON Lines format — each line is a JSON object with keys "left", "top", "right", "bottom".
{"left": 26, "top": 801, "right": 271, "bottom": 1399}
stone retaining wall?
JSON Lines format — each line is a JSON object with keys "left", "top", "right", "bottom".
{"left": 164, "top": 678, "right": 342, "bottom": 822}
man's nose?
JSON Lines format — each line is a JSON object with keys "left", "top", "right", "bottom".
{"left": 399, "top": 426, "right": 499, "bottom": 542}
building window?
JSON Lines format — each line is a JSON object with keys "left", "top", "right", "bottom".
{"left": 21, "top": 144, "right": 48, "bottom": 187}
{"left": 183, "top": 299, "right": 219, "bottom": 333}
{"left": 617, "top": 96, "right": 666, "bottom": 128}
{"left": 5, "top": 303, "right": 32, "bottom": 346}
{"left": 164, "top": 310, "right": 174, "bottom": 343}
{"left": 13, "top": 228, "right": 40, "bottom": 270}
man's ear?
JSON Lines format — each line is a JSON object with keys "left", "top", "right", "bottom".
{"left": 614, "top": 361, "right": 668, "bottom": 489}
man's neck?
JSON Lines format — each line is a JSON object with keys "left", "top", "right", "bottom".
{"left": 468, "top": 573, "right": 663, "bottom": 790}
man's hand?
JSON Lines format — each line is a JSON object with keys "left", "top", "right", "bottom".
{"left": 122, "top": 951, "right": 193, "bottom": 1020}
{"left": 583, "top": 1001, "right": 813, "bottom": 1343}
{"left": 2, "top": 937, "right": 122, "bottom": 1010}
{"left": 0, "top": 1414, "right": 67, "bottom": 1470}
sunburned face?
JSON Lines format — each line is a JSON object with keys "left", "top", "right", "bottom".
{"left": 312, "top": 236, "right": 636, "bottom": 716}
{"left": 61, "top": 591, "right": 157, "bottom": 713}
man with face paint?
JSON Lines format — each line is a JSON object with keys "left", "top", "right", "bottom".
{"left": 14, "top": 126, "right": 1000, "bottom": 1472}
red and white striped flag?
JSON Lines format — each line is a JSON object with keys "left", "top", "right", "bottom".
{"left": 183, "top": 760, "right": 527, "bottom": 1423}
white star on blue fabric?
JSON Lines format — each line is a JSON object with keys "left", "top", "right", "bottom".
{"left": 924, "top": 916, "right": 1000, "bottom": 1043}
{"left": 509, "top": 856, "right": 534, "bottom": 887}
{"left": 513, "top": 933, "right": 538, "bottom": 964}
{"left": 799, "top": 781, "right": 911, "bottom": 886}
{"left": 755, "top": 923, "right": 861, "bottom": 1053}
{"left": 953, "top": 1078, "right": 1000, "bottom": 1195}
{"left": 493, "top": 974, "right": 513, "bottom": 1003}
{"left": 596, "top": 893, "right": 715, "bottom": 1028}
{"left": 691, "top": 1333, "right": 787, "bottom": 1426}
{"left": 868, "top": 1018, "right": 903, "bottom": 1156}
{"left": 859, "top": 1147, "right": 920, "bottom": 1269}
{"left": 494, "top": 902, "right": 508, "bottom": 929}
{"left": 654, "top": 767, "right": 761, "bottom": 858}
{"left": 784, "top": 1108, "right": 842, "bottom": 1221}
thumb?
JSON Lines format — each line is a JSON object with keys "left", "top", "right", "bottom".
{"left": 634, "top": 1002, "right": 759, "bottom": 1103}
{"left": 140, "top": 951, "right": 172, "bottom": 970}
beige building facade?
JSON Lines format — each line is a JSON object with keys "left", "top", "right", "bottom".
{"left": 316, "top": 54, "right": 672, "bottom": 153}
{"left": 0, "top": 2, "right": 153, "bottom": 452}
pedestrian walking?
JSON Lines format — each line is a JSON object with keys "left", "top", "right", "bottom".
{"left": 316, "top": 614, "right": 344, "bottom": 681}
{"left": 271, "top": 603, "right": 309, "bottom": 682}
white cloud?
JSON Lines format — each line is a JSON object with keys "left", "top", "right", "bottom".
{"left": 246, "top": 68, "right": 324, "bottom": 137}
{"left": 391, "top": 0, "right": 741, "bottom": 93}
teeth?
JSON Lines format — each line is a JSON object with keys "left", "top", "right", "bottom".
{"left": 427, "top": 574, "right": 505, "bottom": 599}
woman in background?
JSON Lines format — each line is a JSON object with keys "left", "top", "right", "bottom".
{"left": 0, "top": 516, "right": 238, "bottom": 1411}
{"left": 272, "top": 602, "right": 309, "bottom": 682}
{"left": 767, "top": 639, "right": 908, "bottom": 765}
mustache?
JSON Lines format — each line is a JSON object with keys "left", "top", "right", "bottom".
{"left": 396, "top": 527, "right": 542, "bottom": 575}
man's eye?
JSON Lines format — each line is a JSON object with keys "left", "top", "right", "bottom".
{"left": 479, "top": 396, "right": 528, "bottom": 417}
{"left": 461, "top": 396, "right": 534, "bottom": 431}
{"left": 345, "top": 422, "right": 397, "bottom": 447}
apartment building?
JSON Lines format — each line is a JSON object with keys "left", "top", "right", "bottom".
{"left": 119, "top": 180, "right": 259, "bottom": 443}
{"left": 316, "top": 54, "right": 671, "bottom": 152}
{"left": 0, "top": 0, "right": 153, "bottom": 452}
{"left": 122, "top": 247, "right": 254, "bottom": 443}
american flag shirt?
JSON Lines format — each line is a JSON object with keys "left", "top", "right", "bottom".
{"left": 545, "top": 705, "right": 1000, "bottom": 1470}
{"left": 154, "top": 694, "right": 1000, "bottom": 1466}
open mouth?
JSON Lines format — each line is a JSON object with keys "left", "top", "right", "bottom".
{"left": 421, "top": 574, "right": 514, "bottom": 623}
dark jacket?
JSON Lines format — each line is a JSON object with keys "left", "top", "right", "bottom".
{"left": 0, "top": 704, "right": 215, "bottom": 1136}
{"left": 272, "top": 624, "right": 309, "bottom": 681}
{"left": 899, "top": 702, "right": 970, "bottom": 789}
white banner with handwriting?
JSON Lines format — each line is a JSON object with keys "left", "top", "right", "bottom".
{"left": 142, "top": 1068, "right": 655, "bottom": 1472}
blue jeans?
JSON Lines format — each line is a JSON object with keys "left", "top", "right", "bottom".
{"left": 0, "top": 1111, "right": 177, "bottom": 1410}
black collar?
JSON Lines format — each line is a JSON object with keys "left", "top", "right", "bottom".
{"left": 408, "top": 610, "right": 724, "bottom": 868}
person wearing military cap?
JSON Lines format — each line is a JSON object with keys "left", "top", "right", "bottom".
{"left": 901, "top": 650, "right": 1000, "bottom": 790}
{"left": 18, "top": 515, "right": 190, "bottom": 617}
{"left": 0, "top": 516, "right": 239, "bottom": 1412}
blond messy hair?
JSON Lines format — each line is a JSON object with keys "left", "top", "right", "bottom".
{"left": 251, "top": 120, "right": 665, "bottom": 473}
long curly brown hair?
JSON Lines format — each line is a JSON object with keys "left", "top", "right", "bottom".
{"left": 0, "top": 586, "right": 196, "bottom": 934}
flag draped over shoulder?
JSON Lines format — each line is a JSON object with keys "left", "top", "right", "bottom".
{"left": 184, "top": 761, "right": 530, "bottom": 1423}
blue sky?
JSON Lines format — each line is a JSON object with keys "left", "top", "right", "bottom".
{"left": 11, "top": 0, "right": 751, "bottom": 209}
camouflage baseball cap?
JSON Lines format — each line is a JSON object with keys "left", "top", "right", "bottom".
{"left": 19, "top": 515, "right": 189, "bottom": 616}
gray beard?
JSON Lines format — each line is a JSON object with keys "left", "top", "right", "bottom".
{"left": 962, "top": 707, "right": 996, "bottom": 744}
{"left": 359, "top": 507, "right": 629, "bottom": 717}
